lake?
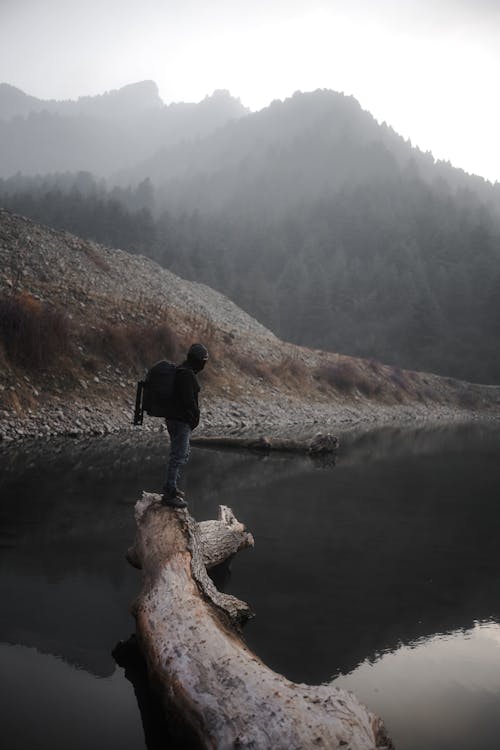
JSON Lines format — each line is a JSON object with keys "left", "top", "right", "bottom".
{"left": 1, "top": 421, "right": 500, "bottom": 749}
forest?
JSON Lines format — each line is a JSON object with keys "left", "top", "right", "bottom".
{"left": 1, "top": 88, "right": 499, "bottom": 384}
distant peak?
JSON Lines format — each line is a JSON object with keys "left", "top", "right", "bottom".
{"left": 109, "top": 80, "right": 162, "bottom": 101}
{"left": 0, "top": 83, "right": 43, "bottom": 120}
{"left": 0, "top": 80, "right": 164, "bottom": 121}
{"left": 200, "top": 89, "right": 249, "bottom": 115}
{"left": 0, "top": 83, "right": 27, "bottom": 95}
{"left": 206, "top": 89, "right": 234, "bottom": 99}
{"left": 122, "top": 80, "right": 158, "bottom": 92}
{"left": 76, "top": 80, "right": 164, "bottom": 111}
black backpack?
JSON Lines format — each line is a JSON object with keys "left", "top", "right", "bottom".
{"left": 133, "top": 360, "right": 178, "bottom": 425}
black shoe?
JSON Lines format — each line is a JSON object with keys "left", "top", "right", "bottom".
{"left": 161, "top": 489, "right": 187, "bottom": 508}
{"left": 162, "top": 485, "right": 185, "bottom": 498}
{"left": 162, "top": 496, "right": 187, "bottom": 508}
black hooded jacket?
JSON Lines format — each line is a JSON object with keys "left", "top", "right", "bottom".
{"left": 167, "top": 361, "right": 201, "bottom": 429}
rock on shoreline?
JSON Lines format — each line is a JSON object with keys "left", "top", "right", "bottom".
{"left": 2, "top": 390, "right": 498, "bottom": 444}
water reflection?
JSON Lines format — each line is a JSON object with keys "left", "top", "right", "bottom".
{"left": 1, "top": 422, "right": 500, "bottom": 749}
{"left": 1, "top": 643, "right": 145, "bottom": 750}
{"left": 209, "top": 423, "right": 500, "bottom": 684}
{"left": 334, "top": 621, "right": 500, "bottom": 750}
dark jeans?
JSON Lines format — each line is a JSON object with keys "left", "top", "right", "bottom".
{"left": 164, "top": 419, "right": 191, "bottom": 492}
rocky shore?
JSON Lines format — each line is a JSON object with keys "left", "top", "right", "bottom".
{"left": 2, "top": 387, "right": 499, "bottom": 444}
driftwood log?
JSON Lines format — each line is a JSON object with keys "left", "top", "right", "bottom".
{"left": 127, "top": 492, "right": 393, "bottom": 749}
{"left": 191, "top": 432, "right": 339, "bottom": 455}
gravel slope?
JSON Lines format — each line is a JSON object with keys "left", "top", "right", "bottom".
{"left": 1, "top": 208, "right": 499, "bottom": 442}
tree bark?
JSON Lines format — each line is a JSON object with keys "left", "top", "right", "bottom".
{"left": 127, "top": 503, "right": 254, "bottom": 572}
{"left": 191, "top": 432, "right": 339, "bottom": 455}
{"left": 197, "top": 504, "right": 255, "bottom": 570}
{"left": 127, "top": 492, "right": 393, "bottom": 749}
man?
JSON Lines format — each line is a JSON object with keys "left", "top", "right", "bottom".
{"left": 162, "top": 343, "right": 209, "bottom": 508}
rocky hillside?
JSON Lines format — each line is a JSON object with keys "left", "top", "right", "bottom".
{"left": 0, "top": 208, "right": 499, "bottom": 442}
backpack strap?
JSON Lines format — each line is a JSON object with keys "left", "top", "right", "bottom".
{"left": 133, "top": 380, "right": 145, "bottom": 425}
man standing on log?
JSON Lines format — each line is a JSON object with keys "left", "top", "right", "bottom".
{"left": 162, "top": 343, "right": 209, "bottom": 508}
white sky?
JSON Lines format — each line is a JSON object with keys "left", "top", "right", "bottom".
{"left": 1, "top": 0, "right": 499, "bottom": 182}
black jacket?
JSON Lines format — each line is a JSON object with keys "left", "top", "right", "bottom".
{"left": 167, "top": 363, "right": 200, "bottom": 429}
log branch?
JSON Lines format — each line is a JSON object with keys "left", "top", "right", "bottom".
{"left": 128, "top": 491, "right": 393, "bottom": 749}
{"left": 126, "top": 502, "right": 254, "bottom": 573}
{"left": 198, "top": 504, "right": 255, "bottom": 570}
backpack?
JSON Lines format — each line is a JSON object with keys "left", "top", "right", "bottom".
{"left": 133, "top": 360, "right": 178, "bottom": 425}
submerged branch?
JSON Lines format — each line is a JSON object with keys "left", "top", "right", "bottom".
{"left": 191, "top": 432, "right": 339, "bottom": 455}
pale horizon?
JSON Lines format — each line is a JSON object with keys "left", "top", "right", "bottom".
{"left": 1, "top": 0, "right": 500, "bottom": 183}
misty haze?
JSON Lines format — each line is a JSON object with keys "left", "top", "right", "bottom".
{"left": 2, "top": 1, "right": 500, "bottom": 749}
{"left": 1, "top": 81, "right": 500, "bottom": 384}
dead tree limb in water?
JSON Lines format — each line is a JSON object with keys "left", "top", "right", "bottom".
{"left": 197, "top": 504, "right": 255, "bottom": 570}
{"left": 127, "top": 492, "right": 393, "bottom": 749}
{"left": 126, "top": 504, "right": 254, "bottom": 572}
{"left": 191, "top": 432, "right": 339, "bottom": 455}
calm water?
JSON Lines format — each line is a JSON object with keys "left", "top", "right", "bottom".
{"left": 1, "top": 422, "right": 500, "bottom": 749}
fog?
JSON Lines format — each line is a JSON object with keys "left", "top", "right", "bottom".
{"left": 2, "top": 7, "right": 500, "bottom": 746}
{"left": 1, "top": 1, "right": 500, "bottom": 383}
{"left": 1, "top": 81, "right": 500, "bottom": 384}
{"left": 1, "top": 0, "right": 500, "bottom": 180}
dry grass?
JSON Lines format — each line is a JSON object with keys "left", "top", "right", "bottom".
{"left": 232, "top": 351, "right": 275, "bottom": 382}
{"left": 314, "top": 359, "right": 382, "bottom": 397}
{"left": 0, "top": 292, "right": 70, "bottom": 369}
{"left": 456, "top": 389, "right": 481, "bottom": 410}
{"left": 82, "top": 320, "right": 183, "bottom": 370}
{"left": 176, "top": 314, "right": 313, "bottom": 393}
{"left": 389, "top": 367, "right": 411, "bottom": 392}
{"left": 177, "top": 314, "right": 224, "bottom": 386}
{"left": 1, "top": 289, "right": 472, "bottom": 413}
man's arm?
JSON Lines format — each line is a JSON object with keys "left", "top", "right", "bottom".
{"left": 176, "top": 368, "right": 200, "bottom": 429}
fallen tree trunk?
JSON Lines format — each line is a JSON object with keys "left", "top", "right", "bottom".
{"left": 191, "top": 432, "right": 339, "bottom": 455}
{"left": 128, "top": 492, "right": 393, "bottom": 749}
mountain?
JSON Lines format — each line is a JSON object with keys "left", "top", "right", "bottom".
{"left": 0, "top": 80, "right": 163, "bottom": 120}
{"left": 0, "top": 82, "right": 248, "bottom": 177}
{"left": 1, "top": 208, "right": 498, "bottom": 442}
{"left": 0, "top": 83, "right": 46, "bottom": 120}
{"left": 120, "top": 89, "right": 500, "bottom": 215}
{"left": 2, "top": 86, "right": 500, "bottom": 384}
{"left": 111, "top": 90, "right": 500, "bottom": 384}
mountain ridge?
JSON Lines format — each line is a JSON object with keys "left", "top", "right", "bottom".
{"left": 120, "top": 88, "right": 499, "bottom": 212}
{"left": 1, "top": 80, "right": 497, "bottom": 197}
{"left": 0, "top": 80, "right": 164, "bottom": 120}
{"left": 1, "top": 84, "right": 499, "bottom": 385}
{"left": 0, "top": 82, "right": 248, "bottom": 177}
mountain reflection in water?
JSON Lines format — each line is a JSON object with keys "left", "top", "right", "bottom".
{"left": 335, "top": 621, "right": 500, "bottom": 750}
{"left": 1, "top": 421, "right": 500, "bottom": 749}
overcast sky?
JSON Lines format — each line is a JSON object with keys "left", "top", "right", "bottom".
{"left": 1, "top": 0, "right": 499, "bottom": 182}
